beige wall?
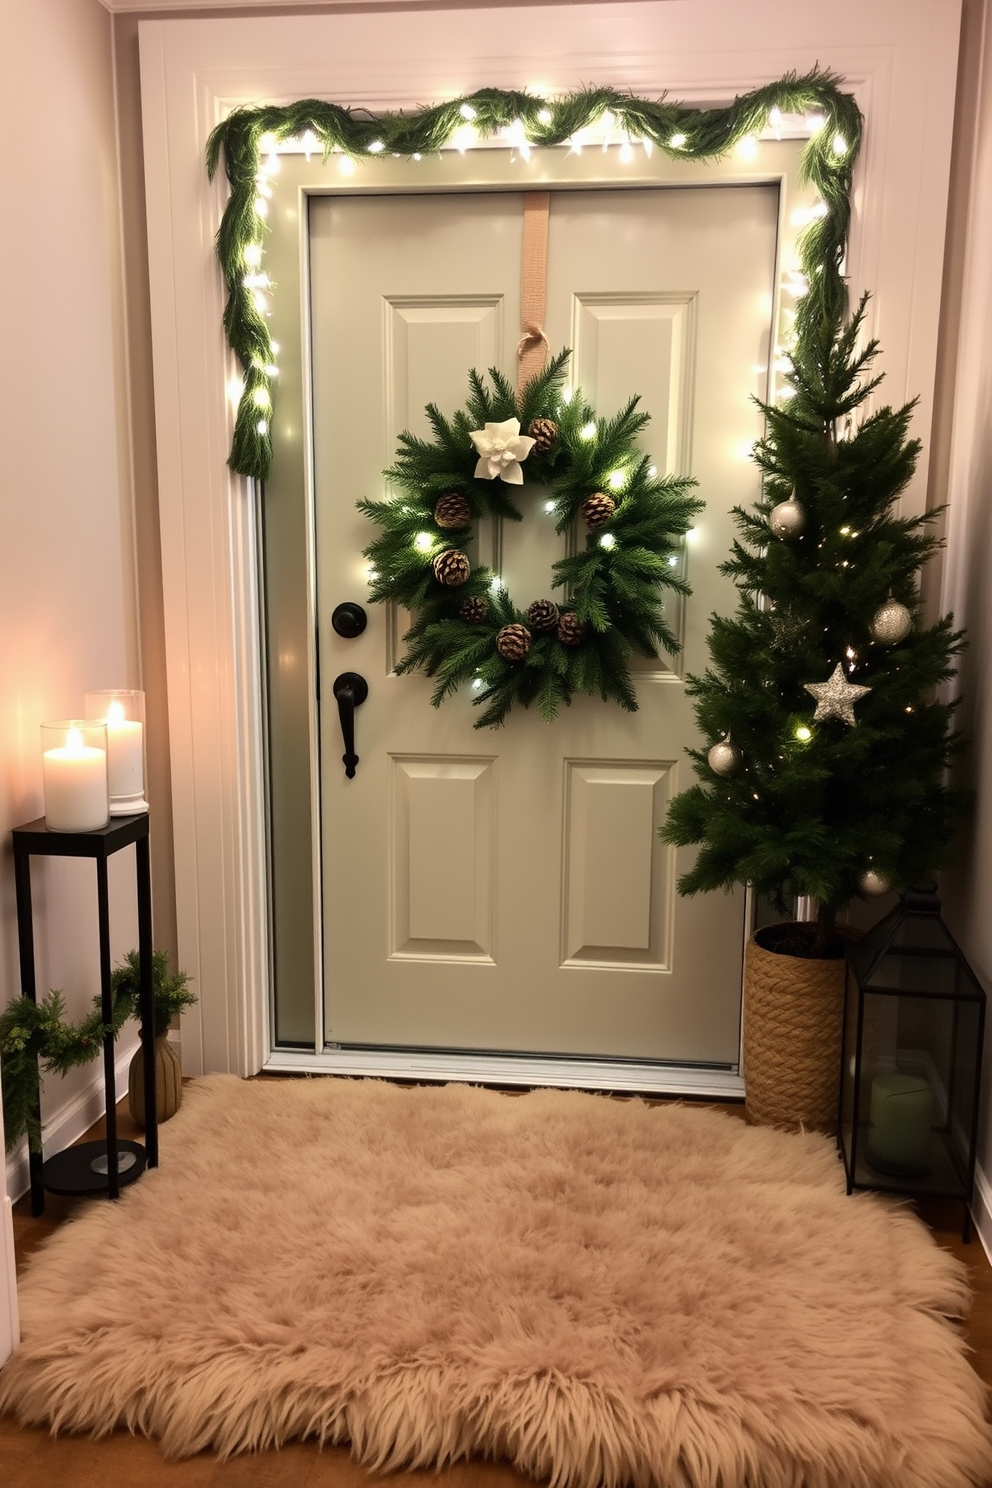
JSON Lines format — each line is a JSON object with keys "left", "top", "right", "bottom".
{"left": 0, "top": 0, "right": 140, "bottom": 1162}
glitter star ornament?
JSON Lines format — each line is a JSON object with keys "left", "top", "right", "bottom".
{"left": 469, "top": 418, "right": 536, "bottom": 485}
{"left": 804, "top": 662, "right": 872, "bottom": 726}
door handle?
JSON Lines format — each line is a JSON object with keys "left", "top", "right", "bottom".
{"left": 332, "top": 672, "right": 369, "bottom": 779}
{"left": 331, "top": 602, "right": 368, "bottom": 638}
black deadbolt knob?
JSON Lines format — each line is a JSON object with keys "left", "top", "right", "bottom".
{"left": 331, "top": 602, "right": 368, "bottom": 639}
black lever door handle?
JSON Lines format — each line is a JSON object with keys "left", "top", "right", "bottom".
{"left": 332, "top": 672, "right": 369, "bottom": 779}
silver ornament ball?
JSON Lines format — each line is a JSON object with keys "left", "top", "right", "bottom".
{"left": 707, "top": 734, "right": 743, "bottom": 778}
{"left": 869, "top": 599, "right": 913, "bottom": 646}
{"left": 768, "top": 493, "right": 807, "bottom": 539}
{"left": 860, "top": 868, "right": 892, "bottom": 897}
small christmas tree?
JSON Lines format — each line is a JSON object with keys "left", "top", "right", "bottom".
{"left": 662, "top": 294, "right": 965, "bottom": 957}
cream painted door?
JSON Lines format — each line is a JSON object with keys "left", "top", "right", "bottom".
{"left": 311, "top": 185, "right": 776, "bottom": 1063}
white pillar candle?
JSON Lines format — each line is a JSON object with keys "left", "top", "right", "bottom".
{"left": 104, "top": 699, "right": 144, "bottom": 798}
{"left": 43, "top": 727, "right": 109, "bottom": 832}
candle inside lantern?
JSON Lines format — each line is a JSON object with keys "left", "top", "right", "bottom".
{"left": 42, "top": 724, "right": 109, "bottom": 832}
{"left": 868, "top": 1072, "right": 934, "bottom": 1177}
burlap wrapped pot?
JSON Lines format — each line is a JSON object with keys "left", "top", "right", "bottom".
{"left": 743, "top": 922, "right": 850, "bottom": 1135}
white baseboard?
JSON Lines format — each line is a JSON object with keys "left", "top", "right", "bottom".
{"left": 4, "top": 1035, "right": 141, "bottom": 1203}
{"left": 969, "top": 1159, "right": 992, "bottom": 1265}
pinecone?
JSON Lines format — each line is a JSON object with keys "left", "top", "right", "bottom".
{"left": 580, "top": 492, "right": 616, "bottom": 529}
{"left": 432, "top": 550, "right": 471, "bottom": 587}
{"left": 458, "top": 596, "right": 488, "bottom": 624}
{"left": 527, "top": 599, "right": 560, "bottom": 632}
{"left": 496, "top": 623, "right": 531, "bottom": 662}
{"left": 557, "top": 612, "right": 588, "bottom": 647}
{"left": 433, "top": 491, "right": 471, "bottom": 530}
{"left": 527, "top": 417, "right": 558, "bottom": 454}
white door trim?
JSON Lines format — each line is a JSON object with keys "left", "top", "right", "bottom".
{"left": 139, "top": 0, "right": 961, "bottom": 1077}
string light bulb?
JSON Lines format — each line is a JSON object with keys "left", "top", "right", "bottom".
{"left": 414, "top": 532, "right": 435, "bottom": 553}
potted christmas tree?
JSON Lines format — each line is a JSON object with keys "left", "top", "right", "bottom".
{"left": 662, "top": 295, "right": 964, "bottom": 1133}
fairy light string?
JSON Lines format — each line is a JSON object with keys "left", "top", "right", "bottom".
{"left": 205, "top": 70, "right": 863, "bottom": 482}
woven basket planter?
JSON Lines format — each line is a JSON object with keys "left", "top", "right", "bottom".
{"left": 743, "top": 922, "right": 850, "bottom": 1136}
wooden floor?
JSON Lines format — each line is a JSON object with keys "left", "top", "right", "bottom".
{"left": 2, "top": 1089, "right": 991, "bottom": 1487}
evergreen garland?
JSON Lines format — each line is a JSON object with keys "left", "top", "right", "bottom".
{"left": 205, "top": 71, "right": 862, "bottom": 482}
{"left": 0, "top": 950, "right": 195, "bottom": 1153}
{"left": 361, "top": 351, "right": 701, "bottom": 727}
{"left": 661, "top": 295, "right": 966, "bottom": 954}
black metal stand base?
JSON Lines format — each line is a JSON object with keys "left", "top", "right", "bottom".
{"left": 12, "top": 813, "right": 158, "bottom": 1214}
{"left": 41, "top": 1140, "right": 147, "bottom": 1198}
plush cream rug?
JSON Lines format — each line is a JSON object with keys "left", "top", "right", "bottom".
{"left": 2, "top": 1075, "right": 990, "bottom": 1487}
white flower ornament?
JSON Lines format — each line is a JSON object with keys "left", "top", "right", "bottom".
{"left": 469, "top": 418, "right": 536, "bottom": 485}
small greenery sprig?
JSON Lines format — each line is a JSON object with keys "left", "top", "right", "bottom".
{"left": 205, "top": 72, "right": 863, "bottom": 482}
{"left": 360, "top": 351, "right": 702, "bottom": 728}
{"left": 1, "top": 950, "right": 195, "bottom": 1153}
{"left": 110, "top": 949, "right": 196, "bottom": 1039}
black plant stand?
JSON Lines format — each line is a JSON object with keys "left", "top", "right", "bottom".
{"left": 12, "top": 813, "right": 158, "bottom": 1216}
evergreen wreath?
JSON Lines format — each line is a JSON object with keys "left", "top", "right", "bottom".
{"left": 360, "top": 351, "right": 703, "bottom": 728}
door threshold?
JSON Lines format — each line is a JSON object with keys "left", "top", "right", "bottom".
{"left": 264, "top": 1046, "right": 744, "bottom": 1100}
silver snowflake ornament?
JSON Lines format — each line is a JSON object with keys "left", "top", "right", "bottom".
{"left": 804, "top": 662, "right": 872, "bottom": 727}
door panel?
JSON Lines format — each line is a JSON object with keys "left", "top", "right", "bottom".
{"left": 310, "top": 184, "right": 777, "bottom": 1064}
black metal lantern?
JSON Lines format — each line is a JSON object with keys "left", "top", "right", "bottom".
{"left": 838, "top": 883, "right": 985, "bottom": 1240}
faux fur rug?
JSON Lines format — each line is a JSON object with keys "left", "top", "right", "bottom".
{"left": 2, "top": 1076, "right": 991, "bottom": 1488}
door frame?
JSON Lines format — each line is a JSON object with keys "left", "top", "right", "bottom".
{"left": 138, "top": 0, "right": 962, "bottom": 1079}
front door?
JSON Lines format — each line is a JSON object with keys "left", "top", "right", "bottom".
{"left": 310, "top": 183, "right": 777, "bottom": 1064}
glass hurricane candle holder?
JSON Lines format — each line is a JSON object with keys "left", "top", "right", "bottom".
{"left": 41, "top": 721, "right": 109, "bottom": 832}
{"left": 84, "top": 689, "right": 148, "bottom": 816}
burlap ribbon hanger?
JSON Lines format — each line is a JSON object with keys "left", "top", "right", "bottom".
{"left": 517, "top": 192, "right": 551, "bottom": 394}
